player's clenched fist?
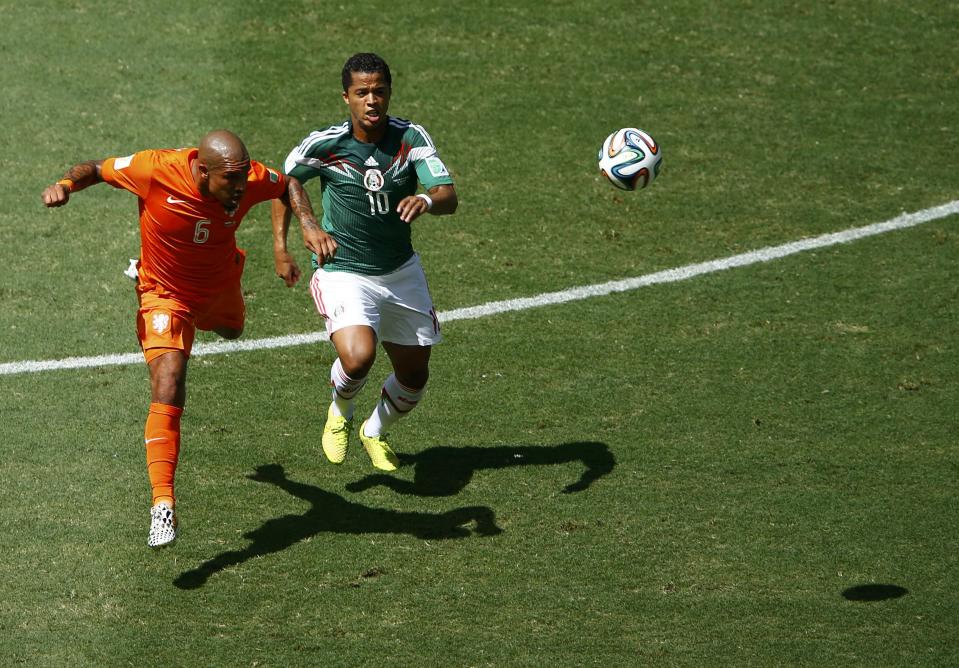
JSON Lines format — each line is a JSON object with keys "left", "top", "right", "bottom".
{"left": 41, "top": 182, "right": 72, "bottom": 207}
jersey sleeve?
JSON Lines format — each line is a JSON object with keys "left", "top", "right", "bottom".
{"left": 283, "top": 130, "right": 334, "bottom": 183}
{"left": 100, "top": 150, "right": 157, "bottom": 198}
{"left": 246, "top": 160, "right": 287, "bottom": 204}
{"left": 406, "top": 123, "right": 454, "bottom": 190}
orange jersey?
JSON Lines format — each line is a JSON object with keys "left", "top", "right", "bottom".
{"left": 100, "top": 148, "right": 286, "bottom": 302}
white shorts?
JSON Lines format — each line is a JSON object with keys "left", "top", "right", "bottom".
{"left": 309, "top": 254, "right": 442, "bottom": 346}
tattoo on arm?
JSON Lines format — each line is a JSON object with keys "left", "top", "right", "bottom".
{"left": 64, "top": 160, "right": 103, "bottom": 191}
{"left": 288, "top": 178, "right": 320, "bottom": 231}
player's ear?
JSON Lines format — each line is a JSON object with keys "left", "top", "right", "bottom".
{"left": 342, "top": 90, "right": 349, "bottom": 105}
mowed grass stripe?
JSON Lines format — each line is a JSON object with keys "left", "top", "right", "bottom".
{"left": 2, "top": 198, "right": 957, "bottom": 377}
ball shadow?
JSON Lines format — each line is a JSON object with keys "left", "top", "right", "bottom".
{"left": 842, "top": 584, "right": 909, "bottom": 602}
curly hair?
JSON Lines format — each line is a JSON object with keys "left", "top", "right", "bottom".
{"left": 342, "top": 53, "right": 392, "bottom": 92}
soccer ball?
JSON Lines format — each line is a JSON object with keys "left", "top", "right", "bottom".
{"left": 598, "top": 127, "right": 663, "bottom": 191}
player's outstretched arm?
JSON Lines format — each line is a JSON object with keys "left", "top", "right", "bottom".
{"left": 41, "top": 159, "right": 103, "bottom": 208}
{"left": 396, "top": 184, "right": 458, "bottom": 223}
{"left": 271, "top": 195, "right": 301, "bottom": 287}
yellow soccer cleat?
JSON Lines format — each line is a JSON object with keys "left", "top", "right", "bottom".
{"left": 358, "top": 420, "right": 400, "bottom": 471}
{"left": 321, "top": 403, "right": 352, "bottom": 464}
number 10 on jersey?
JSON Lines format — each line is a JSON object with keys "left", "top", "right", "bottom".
{"left": 366, "top": 191, "right": 389, "bottom": 215}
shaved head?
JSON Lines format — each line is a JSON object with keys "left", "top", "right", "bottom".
{"left": 198, "top": 129, "right": 250, "bottom": 170}
{"left": 194, "top": 129, "right": 251, "bottom": 214}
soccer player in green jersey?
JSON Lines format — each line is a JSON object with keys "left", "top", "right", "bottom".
{"left": 272, "top": 53, "right": 458, "bottom": 471}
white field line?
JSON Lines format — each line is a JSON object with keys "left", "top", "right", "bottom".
{"left": 2, "top": 200, "right": 957, "bottom": 377}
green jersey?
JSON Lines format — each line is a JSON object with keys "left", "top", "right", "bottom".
{"left": 283, "top": 117, "right": 455, "bottom": 275}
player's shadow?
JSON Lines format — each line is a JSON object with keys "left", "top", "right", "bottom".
{"left": 173, "top": 464, "right": 501, "bottom": 590}
{"left": 345, "top": 441, "right": 615, "bottom": 497}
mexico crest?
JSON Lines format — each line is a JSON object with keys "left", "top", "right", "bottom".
{"left": 363, "top": 168, "right": 384, "bottom": 192}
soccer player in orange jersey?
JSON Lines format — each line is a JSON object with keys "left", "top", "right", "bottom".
{"left": 41, "top": 130, "right": 332, "bottom": 547}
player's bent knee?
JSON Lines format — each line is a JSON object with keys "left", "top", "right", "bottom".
{"left": 215, "top": 326, "right": 243, "bottom": 340}
{"left": 148, "top": 351, "right": 188, "bottom": 406}
{"left": 340, "top": 353, "right": 375, "bottom": 379}
{"left": 397, "top": 368, "right": 429, "bottom": 391}
{"left": 152, "top": 379, "right": 185, "bottom": 406}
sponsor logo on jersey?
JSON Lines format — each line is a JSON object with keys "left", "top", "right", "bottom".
{"left": 364, "top": 156, "right": 379, "bottom": 167}
{"left": 114, "top": 154, "right": 134, "bottom": 170}
{"left": 364, "top": 168, "right": 384, "bottom": 192}
{"left": 425, "top": 157, "right": 449, "bottom": 178}
{"left": 152, "top": 312, "right": 171, "bottom": 334}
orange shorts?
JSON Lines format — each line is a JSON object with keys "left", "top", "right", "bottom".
{"left": 136, "top": 272, "right": 246, "bottom": 364}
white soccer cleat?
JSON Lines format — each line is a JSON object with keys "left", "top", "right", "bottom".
{"left": 148, "top": 502, "right": 177, "bottom": 548}
{"left": 124, "top": 258, "right": 139, "bottom": 281}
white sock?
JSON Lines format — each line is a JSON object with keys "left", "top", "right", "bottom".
{"left": 329, "top": 358, "right": 367, "bottom": 419}
{"left": 363, "top": 374, "right": 424, "bottom": 437}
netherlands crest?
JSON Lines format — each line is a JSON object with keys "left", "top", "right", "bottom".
{"left": 152, "top": 312, "right": 170, "bottom": 334}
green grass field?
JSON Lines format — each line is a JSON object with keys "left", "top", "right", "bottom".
{"left": 2, "top": 1, "right": 957, "bottom": 665}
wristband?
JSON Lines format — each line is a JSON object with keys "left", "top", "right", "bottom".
{"left": 57, "top": 179, "right": 75, "bottom": 192}
{"left": 416, "top": 193, "right": 433, "bottom": 210}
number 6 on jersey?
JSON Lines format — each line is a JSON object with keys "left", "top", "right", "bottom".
{"left": 193, "top": 219, "right": 211, "bottom": 243}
